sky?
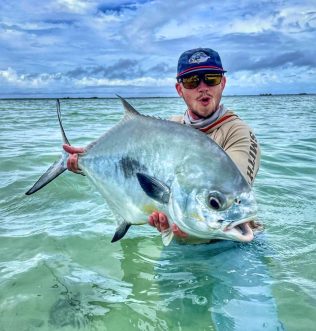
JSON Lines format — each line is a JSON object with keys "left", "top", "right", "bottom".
{"left": 0, "top": 0, "right": 315, "bottom": 97}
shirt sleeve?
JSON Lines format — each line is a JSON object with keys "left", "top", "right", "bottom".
{"left": 219, "top": 121, "right": 261, "bottom": 186}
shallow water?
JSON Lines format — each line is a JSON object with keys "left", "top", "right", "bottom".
{"left": 0, "top": 95, "right": 315, "bottom": 331}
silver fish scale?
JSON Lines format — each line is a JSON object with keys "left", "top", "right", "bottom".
{"left": 78, "top": 114, "right": 249, "bottom": 226}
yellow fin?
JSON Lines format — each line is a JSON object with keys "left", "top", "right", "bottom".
{"left": 142, "top": 204, "right": 157, "bottom": 214}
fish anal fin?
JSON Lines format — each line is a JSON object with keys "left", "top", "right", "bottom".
{"left": 111, "top": 220, "right": 131, "bottom": 243}
{"left": 136, "top": 173, "right": 170, "bottom": 204}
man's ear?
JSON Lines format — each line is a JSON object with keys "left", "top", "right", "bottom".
{"left": 175, "top": 82, "right": 183, "bottom": 97}
{"left": 221, "top": 75, "right": 226, "bottom": 91}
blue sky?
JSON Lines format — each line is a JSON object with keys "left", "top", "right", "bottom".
{"left": 0, "top": 0, "right": 315, "bottom": 97}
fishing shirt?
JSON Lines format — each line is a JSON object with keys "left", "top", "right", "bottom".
{"left": 170, "top": 107, "right": 261, "bottom": 186}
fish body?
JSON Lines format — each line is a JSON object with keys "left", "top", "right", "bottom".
{"left": 26, "top": 97, "right": 257, "bottom": 245}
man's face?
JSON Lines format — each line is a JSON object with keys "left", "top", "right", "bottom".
{"left": 175, "top": 73, "right": 226, "bottom": 118}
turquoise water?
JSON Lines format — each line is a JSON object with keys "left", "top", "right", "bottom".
{"left": 0, "top": 96, "right": 315, "bottom": 331}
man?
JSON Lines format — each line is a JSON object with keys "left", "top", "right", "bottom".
{"left": 148, "top": 48, "right": 260, "bottom": 241}
{"left": 64, "top": 48, "right": 261, "bottom": 243}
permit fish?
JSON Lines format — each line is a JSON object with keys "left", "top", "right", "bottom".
{"left": 26, "top": 97, "right": 257, "bottom": 245}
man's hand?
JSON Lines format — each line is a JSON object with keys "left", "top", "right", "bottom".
{"left": 63, "top": 144, "right": 85, "bottom": 174}
{"left": 148, "top": 211, "right": 188, "bottom": 238}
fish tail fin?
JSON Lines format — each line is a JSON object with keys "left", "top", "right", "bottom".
{"left": 25, "top": 99, "right": 71, "bottom": 195}
{"left": 56, "top": 99, "right": 71, "bottom": 145}
{"left": 25, "top": 155, "right": 67, "bottom": 195}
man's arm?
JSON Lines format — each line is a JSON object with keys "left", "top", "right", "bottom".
{"left": 220, "top": 122, "right": 261, "bottom": 186}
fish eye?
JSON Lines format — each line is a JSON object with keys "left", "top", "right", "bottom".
{"left": 209, "top": 196, "right": 221, "bottom": 210}
{"left": 207, "top": 191, "right": 226, "bottom": 210}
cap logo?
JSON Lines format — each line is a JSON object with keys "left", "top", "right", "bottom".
{"left": 188, "top": 51, "right": 210, "bottom": 64}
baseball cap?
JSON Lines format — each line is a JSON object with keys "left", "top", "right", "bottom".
{"left": 177, "top": 48, "right": 226, "bottom": 78}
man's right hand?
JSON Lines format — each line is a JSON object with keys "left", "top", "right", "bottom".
{"left": 148, "top": 211, "right": 188, "bottom": 238}
{"left": 63, "top": 144, "right": 85, "bottom": 174}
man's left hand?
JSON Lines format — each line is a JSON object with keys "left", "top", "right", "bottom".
{"left": 63, "top": 144, "right": 85, "bottom": 174}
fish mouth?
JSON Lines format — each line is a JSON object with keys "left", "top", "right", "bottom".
{"left": 223, "top": 219, "right": 254, "bottom": 242}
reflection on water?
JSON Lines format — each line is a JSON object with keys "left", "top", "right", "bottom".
{"left": 119, "top": 236, "right": 284, "bottom": 331}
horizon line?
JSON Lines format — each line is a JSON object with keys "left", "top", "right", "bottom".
{"left": 0, "top": 92, "right": 314, "bottom": 100}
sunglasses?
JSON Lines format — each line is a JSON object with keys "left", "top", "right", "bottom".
{"left": 178, "top": 73, "right": 223, "bottom": 89}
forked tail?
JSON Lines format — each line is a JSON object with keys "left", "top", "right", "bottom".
{"left": 26, "top": 100, "right": 70, "bottom": 195}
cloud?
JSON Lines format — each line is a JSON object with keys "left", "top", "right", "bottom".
{"left": 75, "top": 76, "right": 174, "bottom": 88}
{"left": 226, "top": 65, "right": 316, "bottom": 95}
{"left": 0, "top": 0, "right": 315, "bottom": 96}
{"left": 0, "top": 68, "right": 55, "bottom": 88}
{"left": 247, "top": 51, "right": 316, "bottom": 70}
{"left": 0, "top": 65, "right": 175, "bottom": 89}
{"left": 97, "top": 0, "right": 152, "bottom": 14}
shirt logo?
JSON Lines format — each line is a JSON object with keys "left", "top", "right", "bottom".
{"left": 188, "top": 52, "right": 210, "bottom": 64}
{"left": 247, "top": 131, "right": 258, "bottom": 184}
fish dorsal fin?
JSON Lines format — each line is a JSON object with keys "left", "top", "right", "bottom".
{"left": 116, "top": 95, "right": 141, "bottom": 120}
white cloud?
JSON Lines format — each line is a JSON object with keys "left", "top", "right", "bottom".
{"left": 0, "top": 67, "right": 175, "bottom": 90}
{"left": 278, "top": 5, "right": 316, "bottom": 32}
{"left": 229, "top": 70, "right": 281, "bottom": 87}
{"left": 55, "top": 0, "right": 95, "bottom": 14}
{"left": 0, "top": 68, "right": 45, "bottom": 87}
{"left": 75, "top": 76, "right": 175, "bottom": 87}
{"left": 223, "top": 17, "right": 275, "bottom": 34}
{"left": 155, "top": 19, "right": 211, "bottom": 41}
{"left": 0, "top": 68, "right": 60, "bottom": 88}
{"left": 226, "top": 65, "right": 316, "bottom": 95}
{"left": 0, "top": 0, "right": 315, "bottom": 96}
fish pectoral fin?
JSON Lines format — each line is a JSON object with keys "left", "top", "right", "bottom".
{"left": 111, "top": 220, "right": 131, "bottom": 243}
{"left": 161, "top": 228, "right": 174, "bottom": 246}
{"left": 136, "top": 173, "right": 170, "bottom": 204}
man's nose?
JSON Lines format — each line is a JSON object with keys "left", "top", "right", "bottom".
{"left": 197, "top": 79, "right": 210, "bottom": 91}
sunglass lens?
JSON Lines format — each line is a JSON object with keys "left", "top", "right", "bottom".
{"left": 180, "top": 74, "right": 222, "bottom": 89}
{"left": 182, "top": 75, "right": 200, "bottom": 89}
{"left": 204, "top": 74, "right": 222, "bottom": 86}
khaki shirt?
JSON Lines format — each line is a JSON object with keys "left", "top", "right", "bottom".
{"left": 170, "top": 111, "right": 261, "bottom": 185}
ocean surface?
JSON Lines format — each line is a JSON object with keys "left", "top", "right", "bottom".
{"left": 0, "top": 95, "right": 315, "bottom": 331}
